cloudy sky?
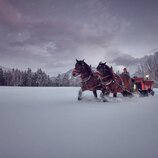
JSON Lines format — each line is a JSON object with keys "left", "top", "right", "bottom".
{"left": 0, "top": 0, "right": 158, "bottom": 75}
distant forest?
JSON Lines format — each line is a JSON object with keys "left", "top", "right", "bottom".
{"left": 0, "top": 68, "right": 77, "bottom": 87}
{"left": 0, "top": 68, "right": 51, "bottom": 86}
{"left": 0, "top": 68, "right": 73, "bottom": 87}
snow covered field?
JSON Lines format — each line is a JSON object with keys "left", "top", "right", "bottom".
{"left": 0, "top": 87, "right": 158, "bottom": 158}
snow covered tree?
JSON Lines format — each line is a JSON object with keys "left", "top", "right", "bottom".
{"left": 62, "top": 74, "right": 70, "bottom": 86}
{"left": 55, "top": 74, "right": 62, "bottom": 86}
{"left": 35, "top": 68, "right": 51, "bottom": 86}
{"left": 26, "top": 68, "right": 33, "bottom": 86}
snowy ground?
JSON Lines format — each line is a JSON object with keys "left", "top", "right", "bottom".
{"left": 0, "top": 87, "right": 158, "bottom": 158}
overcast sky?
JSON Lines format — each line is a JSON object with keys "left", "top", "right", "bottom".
{"left": 0, "top": 0, "right": 158, "bottom": 75}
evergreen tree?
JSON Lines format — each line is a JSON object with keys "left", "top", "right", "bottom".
{"left": 63, "top": 74, "right": 70, "bottom": 86}
{"left": 26, "top": 68, "right": 33, "bottom": 86}
{"left": 0, "top": 68, "right": 5, "bottom": 86}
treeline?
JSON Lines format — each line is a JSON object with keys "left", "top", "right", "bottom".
{"left": 0, "top": 68, "right": 52, "bottom": 86}
{"left": 0, "top": 67, "right": 79, "bottom": 87}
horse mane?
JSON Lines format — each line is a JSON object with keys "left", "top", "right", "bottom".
{"left": 83, "top": 62, "right": 93, "bottom": 75}
{"left": 103, "top": 64, "right": 113, "bottom": 76}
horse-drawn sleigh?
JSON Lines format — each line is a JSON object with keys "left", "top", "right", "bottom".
{"left": 72, "top": 60, "right": 155, "bottom": 101}
{"left": 72, "top": 60, "right": 135, "bottom": 102}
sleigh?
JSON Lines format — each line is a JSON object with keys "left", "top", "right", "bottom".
{"left": 132, "top": 77, "right": 154, "bottom": 96}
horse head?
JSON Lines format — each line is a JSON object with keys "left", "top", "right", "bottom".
{"left": 97, "top": 62, "right": 109, "bottom": 74}
{"left": 97, "top": 62, "right": 114, "bottom": 79}
{"left": 72, "top": 59, "right": 92, "bottom": 77}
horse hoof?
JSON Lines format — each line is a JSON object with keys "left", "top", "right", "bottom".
{"left": 78, "top": 97, "right": 82, "bottom": 101}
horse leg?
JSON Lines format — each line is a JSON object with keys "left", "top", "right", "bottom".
{"left": 78, "top": 89, "right": 83, "bottom": 101}
{"left": 93, "top": 90, "right": 101, "bottom": 101}
{"left": 100, "top": 89, "right": 108, "bottom": 102}
{"left": 113, "top": 86, "right": 117, "bottom": 97}
{"left": 113, "top": 92, "right": 117, "bottom": 97}
{"left": 93, "top": 90, "right": 98, "bottom": 99}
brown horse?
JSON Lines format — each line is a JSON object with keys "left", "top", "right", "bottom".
{"left": 72, "top": 60, "right": 106, "bottom": 101}
{"left": 96, "top": 62, "right": 133, "bottom": 97}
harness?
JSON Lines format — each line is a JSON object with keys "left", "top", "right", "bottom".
{"left": 99, "top": 75, "right": 113, "bottom": 86}
{"left": 81, "top": 72, "right": 102, "bottom": 90}
{"left": 81, "top": 75, "right": 92, "bottom": 83}
{"left": 99, "top": 68, "right": 130, "bottom": 93}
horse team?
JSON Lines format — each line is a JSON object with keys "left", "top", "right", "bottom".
{"left": 72, "top": 59, "right": 133, "bottom": 102}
